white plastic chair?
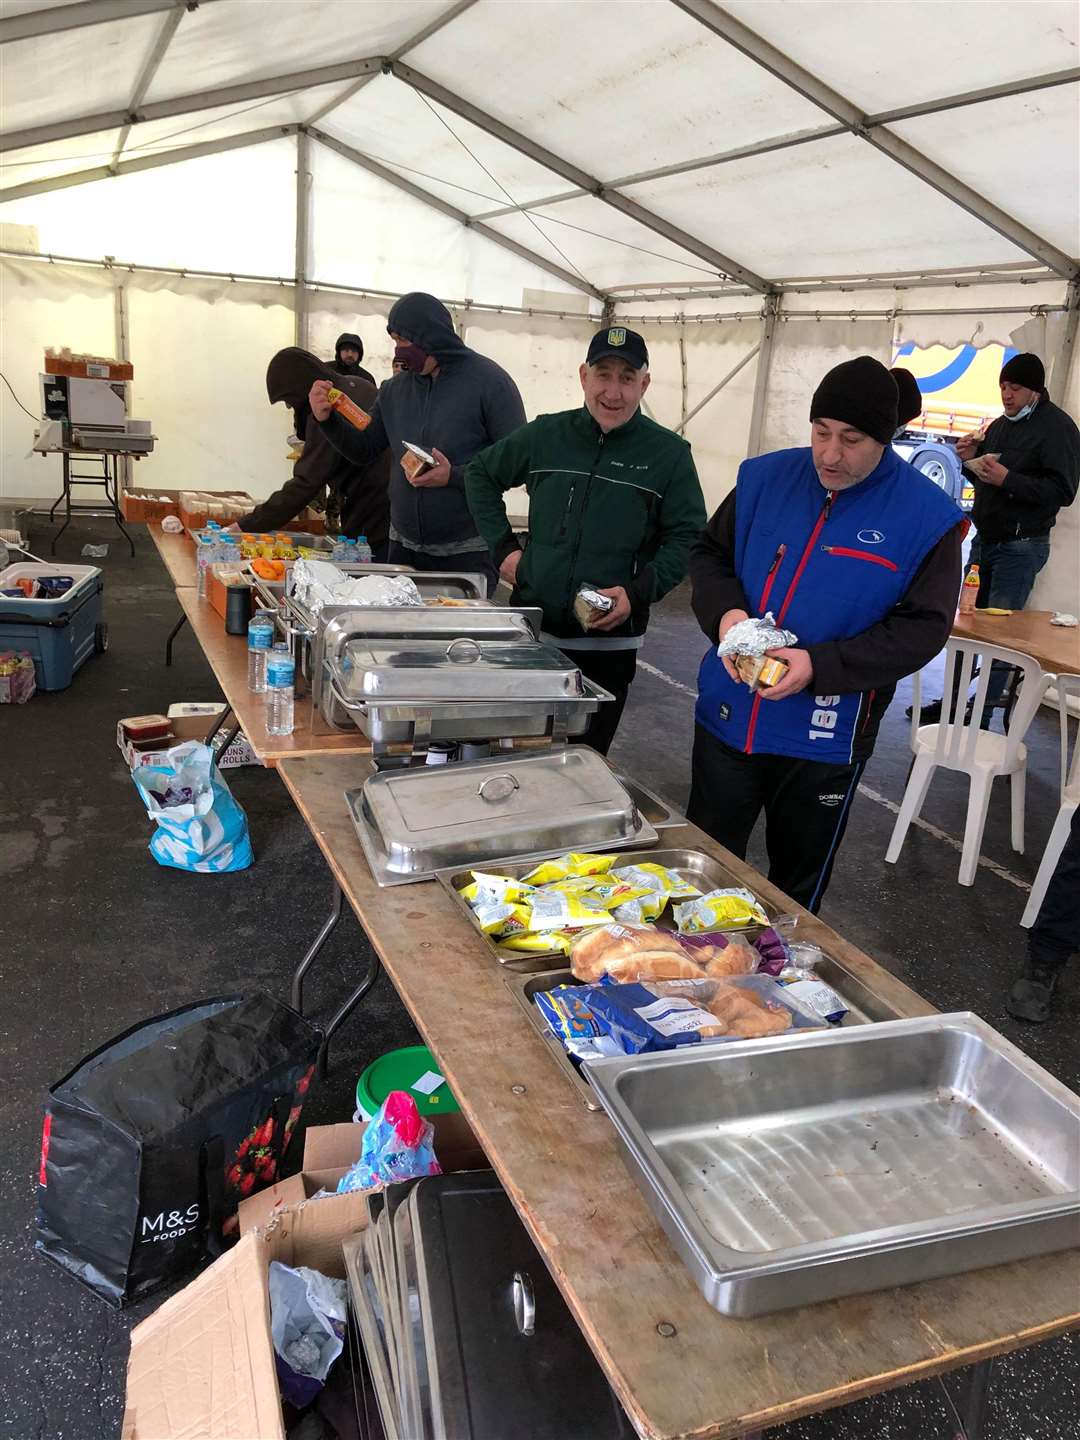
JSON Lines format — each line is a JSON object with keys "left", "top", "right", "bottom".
{"left": 1020, "top": 673, "right": 1080, "bottom": 927}
{"left": 886, "top": 639, "right": 1049, "bottom": 886}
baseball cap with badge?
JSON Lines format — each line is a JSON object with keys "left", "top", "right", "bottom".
{"left": 586, "top": 325, "right": 649, "bottom": 370}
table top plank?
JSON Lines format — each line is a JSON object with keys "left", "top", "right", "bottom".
{"left": 279, "top": 751, "right": 1079, "bottom": 1440}
{"left": 952, "top": 609, "right": 1080, "bottom": 676}
{"left": 176, "top": 591, "right": 369, "bottom": 766}
{"left": 147, "top": 524, "right": 198, "bottom": 590}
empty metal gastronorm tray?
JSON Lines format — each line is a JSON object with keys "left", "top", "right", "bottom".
{"left": 438, "top": 847, "right": 775, "bottom": 970}
{"left": 506, "top": 957, "right": 909, "bottom": 1110}
{"left": 586, "top": 1014, "right": 1080, "bottom": 1316}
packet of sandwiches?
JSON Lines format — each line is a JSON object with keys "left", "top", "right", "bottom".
{"left": 573, "top": 583, "right": 615, "bottom": 630}
{"left": 717, "top": 611, "right": 797, "bottom": 691}
{"left": 401, "top": 441, "right": 436, "bottom": 481}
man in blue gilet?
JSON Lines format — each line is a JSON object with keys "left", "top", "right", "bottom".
{"left": 688, "top": 356, "right": 964, "bottom": 912}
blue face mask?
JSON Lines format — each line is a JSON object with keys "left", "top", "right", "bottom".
{"left": 1005, "top": 395, "right": 1039, "bottom": 423}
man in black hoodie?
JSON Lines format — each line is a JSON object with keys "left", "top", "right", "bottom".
{"left": 310, "top": 293, "right": 526, "bottom": 592}
{"left": 331, "top": 332, "right": 375, "bottom": 385}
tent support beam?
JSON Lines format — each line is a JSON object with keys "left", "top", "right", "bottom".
{"left": 0, "top": 0, "right": 212, "bottom": 45}
{"left": 746, "top": 295, "right": 779, "bottom": 456}
{"left": 672, "top": 0, "right": 1078, "bottom": 279}
{"left": 308, "top": 127, "right": 608, "bottom": 303}
{"left": 1051, "top": 280, "right": 1080, "bottom": 399}
{"left": 867, "top": 68, "right": 1080, "bottom": 125}
{"left": 0, "top": 56, "right": 383, "bottom": 152}
{"left": 303, "top": 0, "right": 480, "bottom": 127}
{"left": 677, "top": 341, "right": 760, "bottom": 434}
{"left": 0, "top": 125, "right": 296, "bottom": 202}
{"left": 111, "top": 3, "right": 187, "bottom": 167}
{"left": 389, "top": 61, "right": 772, "bottom": 294}
{"left": 294, "top": 131, "right": 312, "bottom": 349}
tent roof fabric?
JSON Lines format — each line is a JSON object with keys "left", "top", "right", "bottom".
{"left": 1, "top": 0, "right": 1077, "bottom": 299}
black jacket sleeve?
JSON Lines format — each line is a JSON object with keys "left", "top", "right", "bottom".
{"left": 318, "top": 403, "right": 390, "bottom": 468}
{"left": 806, "top": 525, "right": 963, "bottom": 694}
{"left": 688, "top": 491, "right": 751, "bottom": 643}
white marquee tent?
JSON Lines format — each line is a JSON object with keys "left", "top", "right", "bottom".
{"left": 1, "top": 0, "right": 1077, "bottom": 604}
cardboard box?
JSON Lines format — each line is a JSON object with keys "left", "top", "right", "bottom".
{"left": 120, "top": 487, "right": 254, "bottom": 525}
{"left": 237, "top": 1115, "right": 486, "bottom": 1266}
{"left": 46, "top": 354, "right": 133, "bottom": 381}
{"left": 122, "top": 1116, "right": 486, "bottom": 1439}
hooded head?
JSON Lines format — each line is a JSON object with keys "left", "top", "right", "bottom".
{"left": 334, "top": 332, "right": 364, "bottom": 373}
{"left": 266, "top": 347, "right": 370, "bottom": 408}
{"left": 386, "top": 292, "right": 466, "bottom": 370}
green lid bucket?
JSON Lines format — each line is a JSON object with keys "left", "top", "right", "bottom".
{"left": 354, "top": 1044, "right": 460, "bottom": 1121}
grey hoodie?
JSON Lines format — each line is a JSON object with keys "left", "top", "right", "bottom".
{"left": 318, "top": 293, "right": 526, "bottom": 554}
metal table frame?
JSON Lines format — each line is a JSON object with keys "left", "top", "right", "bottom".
{"left": 291, "top": 877, "right": 381, "bottom": 1077}
{"left": 45, "top": 449, "right": 135, "bottom": 556}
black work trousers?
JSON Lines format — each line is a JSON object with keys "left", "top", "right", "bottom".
{"left": 686, "top": 724, "right": 865, "bottom": 913}
{"left": 564, "top": 647, "right": 638, "bottom": 757}
{"left": 1030, "top": 807, "right": 1080, "bottom": 972}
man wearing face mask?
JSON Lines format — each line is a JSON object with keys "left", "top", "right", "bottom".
{"left": 309, "top": 293, "right": 525, "bottom": 592}
{"left": 688, "top": 357, "right": 964, "bottom": 911}
{"left": 955, "top": 352, "right": 1079, "bottom": 711}
{"left": 465, "top": 326, "right": 706, "bottom": 755}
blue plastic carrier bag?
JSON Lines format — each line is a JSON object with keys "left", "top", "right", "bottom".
{"left": 134, "top": 740, "right": 253, "bottom": 873}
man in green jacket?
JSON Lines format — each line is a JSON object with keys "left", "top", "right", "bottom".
{"left": 466, "top": 325, "right": 707, "bottom": 753}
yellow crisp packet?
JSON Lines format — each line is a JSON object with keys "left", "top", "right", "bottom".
{"left": 611, "top": 891, "right": 670, "bottom": 923}
{"left": 610, "top": 863, "right": 701, "bottom": 900}
{"left": 522, "top": 852, "right": 617, "bottom": 885}
{"left": 543, "top": 875, "right": 652, "bottom": 909}
{"left": 472, "top": 900, "right": 531, "bottom": 938}
{"left": 500, "top": 929, "right": 574, "bottom": 955}
{"left": 467, "top": 871, "right": 536, "bottom": 905}
{"left": 526, "top": 889, "right": 613, "bottom": 932}
{"left": 673, "top": 888, "right": 769, "bottom": 934}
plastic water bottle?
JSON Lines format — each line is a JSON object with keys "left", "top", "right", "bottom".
{"left": 196, "top": 536, "right": 214, "bottom": 598}
{"left": 247, "top": 613, "right": 275, "bottom": 692}
{"left": 331, "top": 534, "right": 350, "bottom": 562}
{"left": 355, "top": 534, "right": 373, "bottom": 564}
{"left": 266, "top": 644, "right": 295, "bottom": 736}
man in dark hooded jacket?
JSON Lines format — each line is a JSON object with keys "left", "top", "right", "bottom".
{"left": 309, "top": 293, "right": 525, "bottom": 591}
{"left": 239, "top": 348, "right": 390, "bottom": 555}
{"left": 331, "top": 332, "right": 375, "bottom": 385}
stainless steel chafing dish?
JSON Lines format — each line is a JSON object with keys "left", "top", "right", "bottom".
{"left": 318, "top": 623, "right": 601, "bottom": 753}
{"left": 347, "top": 748, "right": 657, "bottom": 885}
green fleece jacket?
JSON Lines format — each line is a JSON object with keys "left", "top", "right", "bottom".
{"left": 466, "top": 406, "right": 707, "bottom": 640}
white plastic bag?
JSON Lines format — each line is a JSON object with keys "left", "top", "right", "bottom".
{"left": 268, "top": 1262, "right": 347, "bottom": 1407}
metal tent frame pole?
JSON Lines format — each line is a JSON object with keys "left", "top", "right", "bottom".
{"left": 746, "top": 296, "right": 779, "bottom": 456}
{"left": 0, "top": 0, "right": 209, "bottom": 45}
{"left": 671, "top": 0, "right": 1078, "bottom": 280}
{"left": 294, "top": 130, "right": 312, "bottom": 349}
{"left": 308, "top": 128, "right": 607, "bottom": 303}
{"left": 388, "top": 61, "right": 771, "bottom": 294}
{"left": 677, "top": 341, "right": 761, "bottom": 434}
{"left": 110, "top": 3, "right": 187, "bottom": 169}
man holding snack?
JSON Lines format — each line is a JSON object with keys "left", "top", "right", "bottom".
{"left": 466, "top": 325, "right": 707, "bottom": 754}
{"left": 310, "top": 292, "right": 525, "bottom": 593}
{"left": 688, "top": 356, "right": 964, "bottom": 912}
{"left": 955, "top": 351, "right": 1079, "bottom": 713}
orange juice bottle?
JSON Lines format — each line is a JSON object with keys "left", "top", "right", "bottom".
{"left": 958, "top": 564, "right": 980, "bottom": 614}
{"left": 327, "top": 387, "right": 372, "bottom": 431}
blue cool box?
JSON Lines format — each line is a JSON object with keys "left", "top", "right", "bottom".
{"left": 0, "top": 564, "right": 104, "bottom": 690}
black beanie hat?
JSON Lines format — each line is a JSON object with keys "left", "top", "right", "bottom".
{"left": 809, "top": 356, "right": 898, "bottom": 445}
{"left": 1000, "top": 352, "right": 1046, "bottom": 394}
{"left": 890, "top": 367, "right": 923, "bottom": 428}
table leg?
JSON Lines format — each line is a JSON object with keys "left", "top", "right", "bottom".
{"left": 317, "top": 948, "right": 381, "bottom": 1078}
{"left": 292, "top": 882, "right": 344, "bottom": 1013}
{"left": 961, "top": 1358, "right": 994, "bottom": 1440}
{"left": 50, "top": 453, "right": 72, "bottom": 552}
{"left": 203, "top": 704, "right": 234, "bottom": 747}
{"left": 210, "top": 722, "right": 241, "bottom": 768}
{"left": 106, "top": 455, "right": 136, "bottom": 557}
{"left": 165, "top": 610, "right": 187, "bottom": 665}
